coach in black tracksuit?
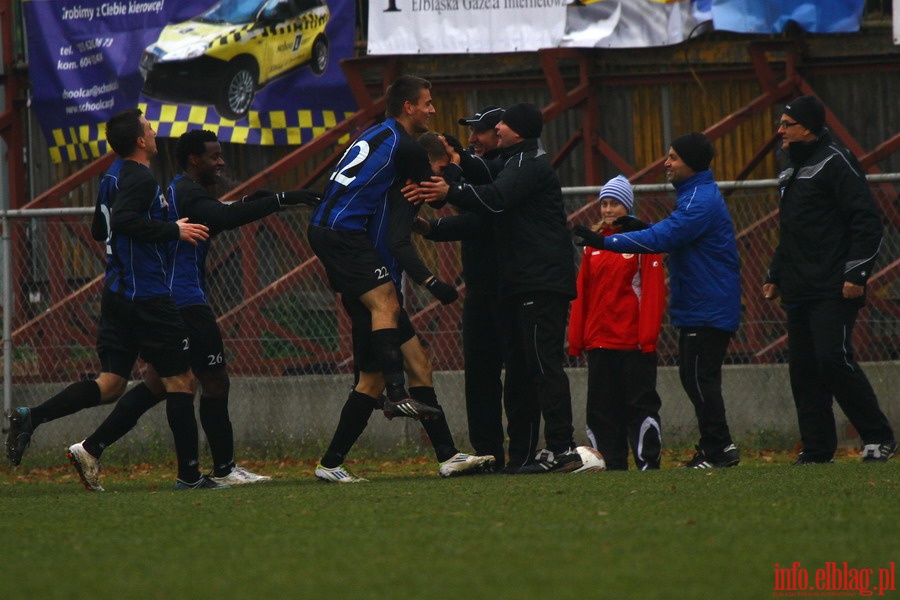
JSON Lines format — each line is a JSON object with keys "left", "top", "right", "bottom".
{"left": 421, "top": 106, "right": 518, "bottom": 470}
{"left": 764, "top": 95, "right": 896, "bottom": 464}
{"left": 433, "top": 103, "right": 579, "bottom": 474}
{"left": 424, "top": 178, "right": 511, "bottom": 468}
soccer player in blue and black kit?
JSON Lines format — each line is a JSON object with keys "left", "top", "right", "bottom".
{"left": 163, "top": 130, "right": 319, "bottom": 484}
{"left": 60, "top": 129, "right": 319, "bottom": 488}
{"left": 315, "top": 132, "right": 495, "bottom": 481}
{"left": 308, "top": 76, "right": 446, "bottom": 428}
{"left": 61, "top": 108, "right": 212, "bottom": 490}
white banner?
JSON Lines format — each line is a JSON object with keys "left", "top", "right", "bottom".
{"left": 366, "top": 0, "right": 865, "bottom": 55}
{"left": 894, "top": 0, "right": 900, "bottom": 45}
{"left": 562, "top": 1, "right": 710, "bottom": 49}
{"left": 367, "top": 0, "right": 569, "bottom": 55}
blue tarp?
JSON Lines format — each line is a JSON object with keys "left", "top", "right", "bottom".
{"left": 712, "top": 0, "right": 865, "bottom": 33}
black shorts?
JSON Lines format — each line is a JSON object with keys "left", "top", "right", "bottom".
{"left": 96, "top": 290, "right": 191, "bottom": 379}
{"left": 179, "top": 304, "right": 226, "bottom": 375}
{"left": 308, "top": 225, "right": 392, "bottom": 299}
{"left": 342, "top": 293, "right": 416, "bottom": 373}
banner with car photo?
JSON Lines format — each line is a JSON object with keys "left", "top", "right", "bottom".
{"left": 24, "top": 0, "right": 357, "bottom": 162}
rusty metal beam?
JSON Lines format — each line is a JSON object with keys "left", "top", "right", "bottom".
{"left": 11, "top": 277, "right": 103, "bottom": 340}
{"left": 217, "top": 256, "right": 321, "bottom": 327}
{"left": 22, "top": 153, "right": 116, "bottom": 209}
{"left": 539, "top": 48, "right": 610, "bottom": 185}
{"left": 860, "top": 133, "right": 900, "bottom": 170}
{"left": 539, "top": 48, "right": 592, "bottom": 121}
{"left": 551, "top": 131, "right": 583, "bottom": 170}
{"left": 595, "top": 137, "right": 637, "bottom": 179}
{"left": 727, "top": 133, "right": 782, "bottom": 193}
{"left": 582, "top": 83, "right": 602, "bottom": 186}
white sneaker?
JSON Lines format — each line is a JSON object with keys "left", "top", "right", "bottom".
{"left": 210, "top": 465, "right": 272, "bottom": 486}
{"left": 439, "top": 452, "right": 496, "bottom": 478}
{"left": 315, "top": 464, "right": 368, "bottom": 483}
{"left": 861, "top": 441, "right": 897, "bottom": 463}
{"left": 66, "top": 441, "right": 104, "bottom": 492}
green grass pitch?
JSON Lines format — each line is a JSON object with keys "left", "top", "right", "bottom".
{"left": 2, "top": 452, "right": 897, "bottom": 599}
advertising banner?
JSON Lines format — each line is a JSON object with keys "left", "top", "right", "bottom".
{"left": 367, "top": 0, "right": 569, "bottom": 55}
{"left": 26, "top": 0, "right": 870, "bottom": 162}
{"left": 24, "top": 0, "right": 357, "bottom": 162}
{"left": 367, "top": 0, "right": 866, "bottom": 53}
{"left": 367, "top": 1, "right": 710, "bottom": 53}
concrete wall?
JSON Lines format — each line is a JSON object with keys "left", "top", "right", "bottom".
{"left": 13, "top": 362, "right": 899, "bottom": 459}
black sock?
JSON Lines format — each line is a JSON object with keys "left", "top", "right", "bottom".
{"left": 83, "top": 383, "right": 162, "bottom": 458}
{"left": 370, "top": 328, "right": 407, "bottom": 401}
{"left": 199, "top": 395, "right": 234, "bottom": 476}
{"left": 411, "top": 387, "right": 456, "bottom": 462}
{"left": 166, "top": 392, "right": 200, "bottom": 483}
{"left": 320, "top": 390, "right": 378, "bottom": 468}
{"left": 31, "top": 380, "right": 102, "bottom": 427}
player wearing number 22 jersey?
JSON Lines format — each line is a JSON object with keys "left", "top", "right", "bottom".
{"left": 307, "top": 75, "right": 447, "bottom": 432}
{"left": 310, "top": 117, "right": 432, "bottom": 233}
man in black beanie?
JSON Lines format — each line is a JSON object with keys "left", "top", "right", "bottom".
{"left": 418, "top": 102, "right": 583, "bottom": 474}
{"left": 780, "top": 94, "right": 825, "bottom": 135}
{"left": 765, "top": 95, "right": 895, "bottom": 464}
{"left": 670, "top": 132, "right": 714, "bottom": 173}
{"left": 572, "top": 131, "right": 742, "bottom": 469}
{"left": 418, "top": 104, "right": 533, "bottom": 472}
{"left": 498, "top": 102, "right": 543, "bottom": 141}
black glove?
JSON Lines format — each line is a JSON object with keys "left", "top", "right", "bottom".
{"left": 442, "top": 133, "right": 466, "bottom": 156}
{"left": 278, "top": 189, "right": 322, "bottom": 207}
{"left": 572, "top": 224, "right": 605, "bottom": 249}
{"left": 240, "top": 189, "right": 273, "bottom": 203}
{"left": 613, "top": 215, "right": 650, "bottom": 232}
{"left": 425, "top": 278, "right": 458, "bottom": 305}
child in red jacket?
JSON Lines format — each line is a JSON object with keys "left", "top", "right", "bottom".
{"left": 568, "top": 175, "right": 666, "bottom": 470}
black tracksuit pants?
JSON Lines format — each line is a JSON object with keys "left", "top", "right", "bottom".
{"left": 678, "top": 326, "right": 735, "bottom": 455}
{"left": 787, "top": 298, "right": 894, "bottom": 459}
{"left": 462, "top": 291, "right": 508, "bottom": 467}
{"left": 503, "top": 291, "right": 575, "bottom": 460}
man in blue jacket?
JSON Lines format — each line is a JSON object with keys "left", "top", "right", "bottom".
{"left": 574, "top": 132, "right": 741, "bottom": 469}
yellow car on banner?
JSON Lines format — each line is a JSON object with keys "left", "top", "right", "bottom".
{"left": 140, "top": 0, "right": 330, "bottom": 120}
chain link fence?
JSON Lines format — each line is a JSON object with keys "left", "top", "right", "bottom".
{"left": 3, "top": 179, "right": 898, "bottom": 454}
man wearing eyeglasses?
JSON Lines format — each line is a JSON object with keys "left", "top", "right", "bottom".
{"left": 764, "top": 95, "right": 896, "bottom": 465}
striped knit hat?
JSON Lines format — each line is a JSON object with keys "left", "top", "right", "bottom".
{"left": 598, "top": 175, "right": 634, "bottom": 214}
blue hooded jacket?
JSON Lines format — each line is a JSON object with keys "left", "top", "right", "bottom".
{"left": 602, "top": 170, "right": 741, "bottom": 332}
